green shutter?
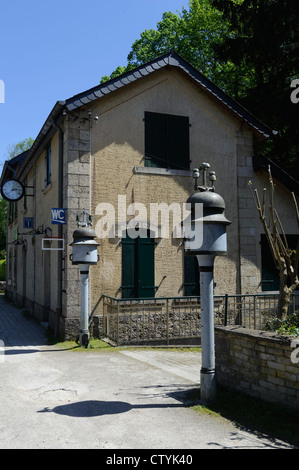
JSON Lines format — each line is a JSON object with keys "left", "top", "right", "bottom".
{"left": 145, "top": 112, "right": 167, "bottom": 168}
{"left": 167, "top": 114, "right": 190, "bottom": 170}
{"left": 122, "top": 232, "right": 155, "bottom": 298}
{"left": 184, "top": 254, "right": 200, "bottom": 296}
{"left": 144, "top": 112, "right": 190, "bottom": 170}
{"left": 122, "top": 235, "right": 136, "bottom": 298}
{"left": 137, "top": 236, "right": 155, "bottom": 298}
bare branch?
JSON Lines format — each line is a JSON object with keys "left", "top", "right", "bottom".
{"left": 292, "top": 192, "right": 299, "bottom": 229}
{"left": 249, "top": 168, "right": 299, "bottom": 319}
{"left": 274, "top": 208, "right": 289, "bottom": 252}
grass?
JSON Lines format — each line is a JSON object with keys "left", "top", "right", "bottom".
{"left": 44, "top": 330, "right": 299, "bottom": 447}
{"left": 47, "top": 335, "right": 113, "bottom": 351}
{"left": 191, "top": 386, "right": 299, "bottom": 448}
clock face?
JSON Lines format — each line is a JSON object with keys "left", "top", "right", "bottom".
{"left": 1, "top": 179, "right": 25, "bottom": 202}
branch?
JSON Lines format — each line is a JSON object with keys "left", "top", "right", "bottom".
{"left": 292, "top": 192, "right": 299, "bottom": 229}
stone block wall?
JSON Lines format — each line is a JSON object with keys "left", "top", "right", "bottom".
{"left": 215, "top": 326, "right": 299, "bottom": 410}
{"left": 236, "top": 131, "right": 260, "bottom": 293}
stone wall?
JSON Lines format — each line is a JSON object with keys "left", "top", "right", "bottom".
{"left": 215, "top": 326, "right": 299, "bottom": 411}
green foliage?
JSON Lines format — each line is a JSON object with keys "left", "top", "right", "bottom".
{"left": 276, "top": 311, "right": 299, "bottom": 336}
{"left": 99, "top": 0, "right": 299, "bottom": 179}
{"left": 0, "top": 138, "right": 34, "bottom": 259}
{"left": 100, "top": 66, "right": 129, "bottom": 84}
{"left": 100, "top": 1, "right": 234, "bottom": 88}
{"left": 0, "top": 259, "right": 6, "bottom": 280}
{"left": 211, "top": 0, "right": 299, "bottom": 178}
{"left": 6, "top": 137, "right": 34, "bottom": 159}
{"left": 265, "top": 311, "right": 299, "bottom": 336}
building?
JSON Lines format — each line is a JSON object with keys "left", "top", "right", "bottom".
{"left": 1, "top": 52, "right": 298, "bottom": 339}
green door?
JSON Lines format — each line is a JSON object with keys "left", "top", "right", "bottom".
{"left": 122, "top": 231, "right": 155, "bottom": 298}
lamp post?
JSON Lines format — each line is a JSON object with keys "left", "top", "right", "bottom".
{"left": 183, "top": 164, "right": 231, "bottom": 402}
{"left": 70, "top": 211, "right": 99, "bottom": 347}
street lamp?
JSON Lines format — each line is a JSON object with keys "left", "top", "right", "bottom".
{"left": 70, "top": 211, "right": 99, "bottom": 347}
{"left": 183, "top": 164, "right": 231, "bottom": 402}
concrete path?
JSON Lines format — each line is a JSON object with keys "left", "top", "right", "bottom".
{"left": 0, "top": 295, "right": 295, "bottom": 450}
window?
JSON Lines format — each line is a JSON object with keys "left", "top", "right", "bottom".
{"left": 144, "top": 112, "right": 190, "bottom": 170}
{"left": 23, "top": 176, "right": 27, "bottom": 210}
{"left": 122, "top": 230, "right": 156, "bottom": 299}
{"left": 8, "top": 202, "right": 17, "bottom": 224}
{"left": 45, "top": 144, "right": 51, "bottom": 186}
{"left": 261, "top": 234, "right": 299, "bottom": 291}
{"left": 183, "top": 254, "right": 200, "bottom": 296}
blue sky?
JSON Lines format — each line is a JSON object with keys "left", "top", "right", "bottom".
{"left": 0, "top": 0, "right": 187, "bottom": 169}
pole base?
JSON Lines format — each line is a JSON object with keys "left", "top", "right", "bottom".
{"left": 79, "top": 331, "right": 90, "bottom": 348}
{"left": 200, "top": 369, "right": 217, "bottom": 403}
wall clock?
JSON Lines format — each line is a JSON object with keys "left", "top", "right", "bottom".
{"left": 1, "top": 178, "right": 25, "bottom": 202}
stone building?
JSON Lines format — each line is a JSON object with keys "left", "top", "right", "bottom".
{"left": 1, "top": 52, "right": 298, "bottom": 339}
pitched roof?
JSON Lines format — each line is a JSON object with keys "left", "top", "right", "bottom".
{"left": 65, "top": 51, "right": 273, "bottom": 138}
{"left": 0, "top": 149, "right": 29, "bottom": 186}
{"left": 12, "top": 51, "right": 274, "bottom": 180}
{"left": 253, "top": 154, "right": 299, "bottom": 196}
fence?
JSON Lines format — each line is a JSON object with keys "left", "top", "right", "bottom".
{"left": 102, "top": 293, "right": 295, "bottom": 346}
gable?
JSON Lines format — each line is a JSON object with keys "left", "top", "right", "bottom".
{"left": 65, "top": 52, "right": 273, "bottom": 139}
{"left": 12, "top": 51, "right": 274, "bottom": 182}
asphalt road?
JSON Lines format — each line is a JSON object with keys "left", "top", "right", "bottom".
{"left": 0, "top": 295, "right": 295, "bottom": 451}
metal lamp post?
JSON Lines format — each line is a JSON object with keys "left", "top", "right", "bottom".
{"left": 70, "top": 212, "right": 99, "bottom": 347}
{"left": 183, "top": 164, "right": 231, "bottom": 402}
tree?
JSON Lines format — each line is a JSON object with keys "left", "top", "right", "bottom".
{"left": 6, "top": 137, "right": 34, "bottom": 160}
{"left": 100, "top": 0, "right": 236, "bottom": 88}
{"left": 0, "top": 137, "right": 34, "bottom": 259}
{"left": 100, "top": 66, "right": 128, "bottom": 84}
{"left": 100, "top": 0, "right": 299, "bottom": 180}
{"left": 211, "top": 0, "right": 299, "bottom": 179}
{"left": 249, "top": 168, "right": 299, "bottom": 319}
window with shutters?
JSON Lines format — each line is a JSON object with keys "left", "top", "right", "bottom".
{"left": 45, "top": 144, "right": 51, "bottom": 186}
{"left": 144, "top": 111, "right": 190, "bottom": 170}
{"left": 261, "top": 234, "right": 299, "bottom": 291}
{"left": 121, "top": 230, "right": 155, "bottom": 299}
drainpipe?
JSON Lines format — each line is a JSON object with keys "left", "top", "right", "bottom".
{"left": 51, "top": 118, "right": 64, "bottom": 337}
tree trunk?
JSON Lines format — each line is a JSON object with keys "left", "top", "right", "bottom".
{"left": 277, "top": 271, "right": 292, "bottom": 320}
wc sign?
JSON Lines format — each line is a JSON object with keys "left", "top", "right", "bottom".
{"left": 51, "top": 208, "right": 66, "bottom": 225}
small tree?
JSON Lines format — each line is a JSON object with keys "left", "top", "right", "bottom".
{"left": 249, "top": 166, "right": 299, "bottom": 319}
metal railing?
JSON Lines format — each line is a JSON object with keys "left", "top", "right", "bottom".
{"left": 214, "top": 293, "right": 295, "bottom": 330}
{"left": 102, "top": 293, "right": 295, "bottom": 346}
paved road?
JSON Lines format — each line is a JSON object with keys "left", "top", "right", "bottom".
{"left": 0, "top": 295, "right": 295, "bottom": 450}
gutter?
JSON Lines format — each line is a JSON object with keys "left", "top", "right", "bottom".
{"left": 17, "top": 101, "right": 66, "bottom": 181}
{"left": 50, "top": 116, "right": 64, "bottom": 338}
{"left": 15, "top": 100, "right": 67, "bottom": 336}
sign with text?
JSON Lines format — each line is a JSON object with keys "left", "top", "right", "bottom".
{"left": 51, "top": 208, "right": 66, "bottom": 225}
{"left": 23, "top": 217, "right": 34, "bottom": 229}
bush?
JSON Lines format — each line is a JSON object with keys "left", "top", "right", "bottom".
{"left": 266, "top": 311, "right": 299, "bottom": 336}
{"left": 0, "top": 259, "right": 5, "bottom": 281}
{"left": 275, "top": 311, "right": 299, "bottom": 336}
